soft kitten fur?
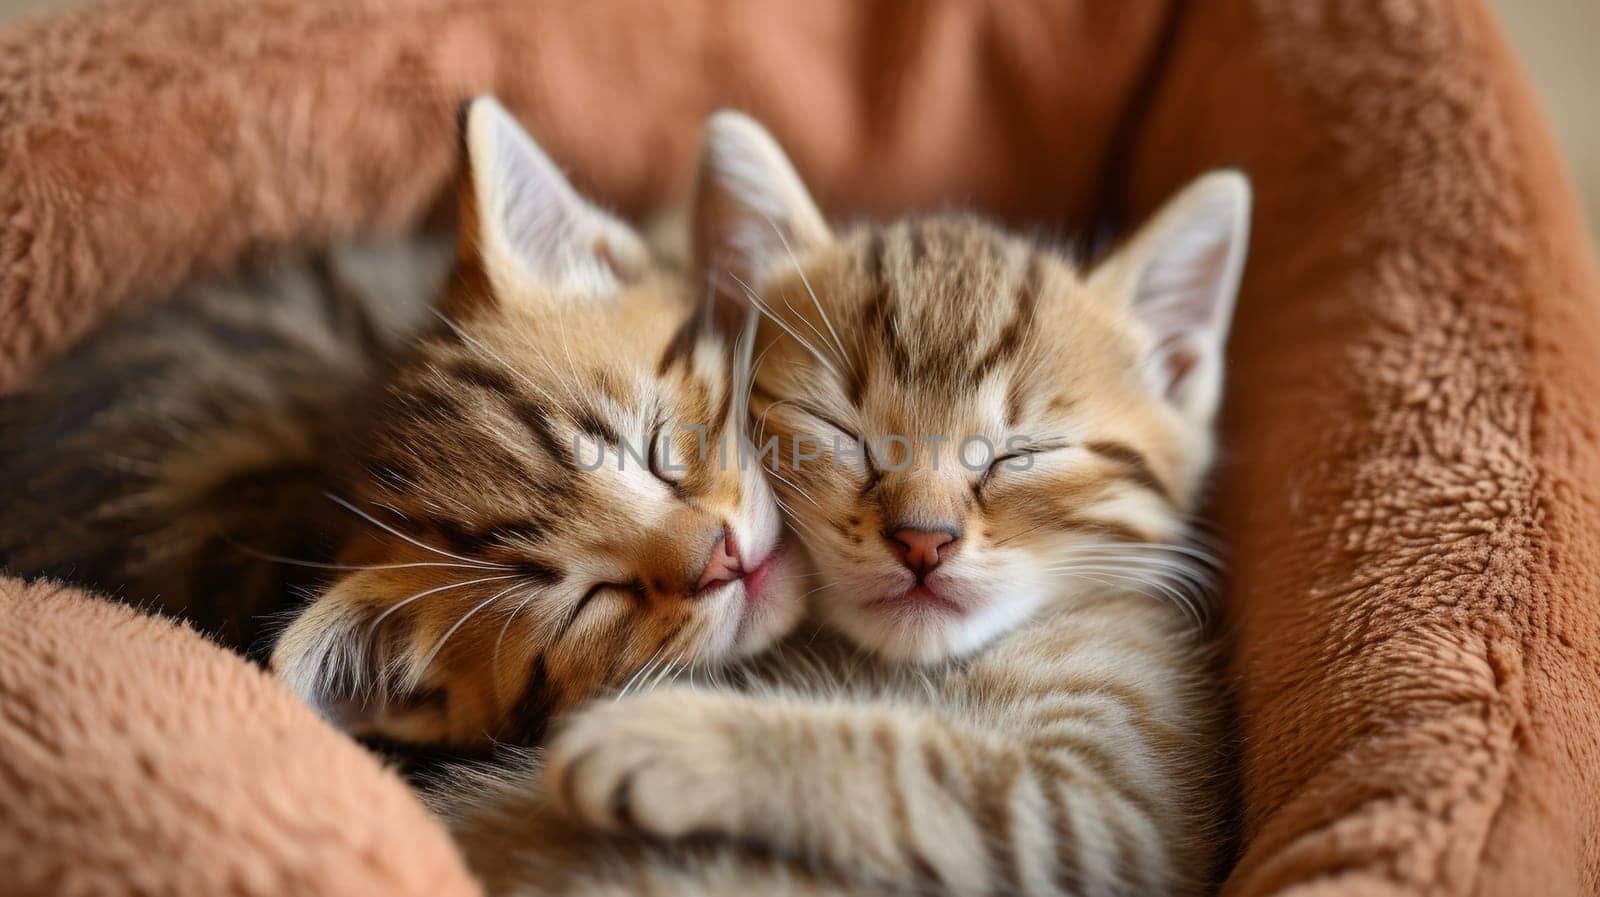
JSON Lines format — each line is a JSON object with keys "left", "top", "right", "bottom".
{"left": 0, "top": 100, "right": 808, "bottom": 751}
{"left": 0, "top": 237, "right": 450, "bottom": 656}
{"left": 267, "top": 100, "right": 808, "bottom": 747}
{"left": 439, "top": 114, "right": 1247, "bottom": 897}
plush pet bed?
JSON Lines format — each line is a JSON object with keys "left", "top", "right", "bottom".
{"left": 3, "top": 1, "right": 1598, "bottom": 894}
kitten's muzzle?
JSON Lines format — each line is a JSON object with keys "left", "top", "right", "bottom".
{"left": 885, "top": 525, "right": 959, "bottom": 581}
{"left": 695, "top": 524, "right": 745, "bottom": 594}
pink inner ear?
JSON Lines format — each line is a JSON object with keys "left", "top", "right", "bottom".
{"left": 592, "top": 236, "right": 634, "bottom": 283}
{"left": 1159, "top": 340, "right": 1201, "bottom": 398}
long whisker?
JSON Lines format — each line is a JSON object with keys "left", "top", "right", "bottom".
{"left": 764, "top": 466, "right": 825, "bottom": 511}
{"left": 616, "top": 644, "right": 668, "bottom": 700}
{"left": 490, "top": 589, "right": 543, "bottom": 690}
{"left": 411, "top": 580, "right": 526, "bottom": 684}
{"left": 326, "top": 493, "right": 513, "bottom": 568}
{"left": 431, "top": 309, "right": 571, "bottom": 410}
{"left": 1050, "top": 555, "right": 1216, "bottom": 595}
{"left": 223, "top": 538, "right": 501, "bottom": 575}
{"left": 731, "top": 309, "right": 762, "bottom": 440}
{"left": 765, "top": 212, "right": 850, "bottom": 364}
{"left": 730, "top": 273, "right": 845, "bottom": 383}
{"left": 650, "top": 652, "right": 685, "bottom": 692}
{"left": 779, "top": 289, "right": 844, "bottom": 370}
{"left": 1046, "top": 564, "right": 1210, "bottom": 626}
{"left": 992, "top": 521, "right": 1052, "bottom": 547}
{"left": 368, "top": 573, "right": 520, "bottom": 632}
{"left": 1064, "top": 539, "right": 1222, "bottom": 566}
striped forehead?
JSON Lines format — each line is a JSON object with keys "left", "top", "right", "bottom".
{"left": 862, "top": 218, "right": 1044, "bottom": 368}
{"left": 386, "top": 302, "right": 733, "bottom": 489}
{"left": 835, "top": 217, "right": 1052, "bottom": 429}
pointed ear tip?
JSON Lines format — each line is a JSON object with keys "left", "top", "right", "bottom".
{"left": 463, "top": 96, "right": 506, "bottom": 167}
{"left": 465, "top": 95, "right": 509, "bottom": 133}
{"left": 1192, "top": 170, "right": 1252, "bottom": 216}
{"left": 702, "top": 109, "right": 782, "bottom": 161}
{"left": 705, "top": 108, "right": 764, "bottom": 138}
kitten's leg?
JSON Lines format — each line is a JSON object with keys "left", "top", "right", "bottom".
{"left": 548, "top": 690, "right": 1204, "bottom": 896}
{"left": 546, "top": 606, "right": 1215, "bottom": 896}
{"left": 436, "top": 754, "right": 883, "bottom": 897}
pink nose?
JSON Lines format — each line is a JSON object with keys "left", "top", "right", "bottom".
{"left": 696, "top": 525, "right": 745, "bottom": 593}
{"left": 888, "top": 527, "right": 958, "bottom": 578}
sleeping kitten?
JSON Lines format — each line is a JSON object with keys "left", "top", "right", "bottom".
{"left": 264, "top": 99, "right": 808, "bottom": 748}
{"left": 515, "top": 114, "right": 1248, "bottom": 896}
{"left": 1, "top": 99, "right": 807, "bottom": 752}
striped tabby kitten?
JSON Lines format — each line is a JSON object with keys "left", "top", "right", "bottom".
{"left": 1, "top": 99, "right": 806, "bottom": 752}
{"left": 517, "top": 114, "right": 1249, "bottom": 896}
{"left": 268, "top": 99, "right": 807, "bottom": 748}
{"left": 0, "top": 235, "right": 450, "bottom": 657}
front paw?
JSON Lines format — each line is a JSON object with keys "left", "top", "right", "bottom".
{"left": 545, "top": 690, "right": 747, "bottom": 839}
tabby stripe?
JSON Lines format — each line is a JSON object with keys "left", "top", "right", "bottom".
{"left": 506, "top": 654, "right": 557, "bottom": 744}
{"left": 905, "top": 221, "right": 928, "bottom": 265}
{"left": 194, "top": 307, "right": 292, "bottom": 355}
{"left": 971, "top": 256, "right": 1042, "bottom": 383}
{"left": 576, "top": 406, "right": 623, "bottom": 447}
{"left": 447, "top": 358, "right": 520, "bottom": 398}
{"left": 1054, "top": 515, "right": 1151, "bottom": 547}
{"left": 1030, "top": 754, "right": 1157, "bottom": 894}
{"left": 1041, "top": 678, "right": 1159, "bottom": 723}
{"left": 1102, "top": 791, "right": 1149, "bottom": 892}
{"left": 875, "top": 723, "right": 943, "bottom": 888}
{"left": 609, "top": 769, "right": 644, "bottom": 832}
{"left": 864, "top": 232, "right": 914, "bottom": 384}
{"left": 970, "top": 750, "right": 1026, "bottom": 896}
{"left": 509, "top": 399, "right": 577, "bottom": 471}
{"left": 1005, "top": 379, "right": 1029, "bottom": 431}
{"left": 1031, "top": 702, "right": 1117, "bottom": 731}
{"left": 426, "top": 517, "right": 534, "bottom": 556}
{"left": 399, "top": 387, "right": 464, "bottom": 423}
{"left": 657, "top": 311, "right": 701, "bottom": 375}
{"left": 1038, "top": 771, "right": 1087, "bottom": 896}
{"left": 923, "top": 737, "right": 957, "bottom": 799}
{"left": 1084, "top": 440, "right": 1175, "bottom": 506}
{"left": 1031, "top": 736, "right": 1162, "bottom": 829}
{"left": 307, "top": 254, "right": 386, "bottom": 357}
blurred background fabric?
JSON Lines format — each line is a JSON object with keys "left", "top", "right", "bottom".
{"left": 1, "top": 0, "right": 1594, "bottom": 256}
{"left": 2, "top": 1, "right": 1598, "bottom": 894}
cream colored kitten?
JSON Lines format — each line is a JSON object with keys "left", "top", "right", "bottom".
{"left": 440, "top": 114, "right": 1247, "bottom": 897}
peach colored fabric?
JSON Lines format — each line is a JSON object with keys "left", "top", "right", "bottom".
{"left": 1, "top": 1, "right": 1597, "bottom": 894}
{"left": 0, "top": 581, "right": 480, "bottom": 896}
{"left": 1125, "top": 3, "right": 1600, "bottom": 893}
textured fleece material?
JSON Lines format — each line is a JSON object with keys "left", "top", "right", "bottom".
{"left": 1, "top": 1, "right": 1596, "bottom": 894}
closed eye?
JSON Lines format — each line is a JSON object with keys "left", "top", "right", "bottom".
{"left": 794, "top": 403, "right": 882, "bottom": 487}
{"left": 976, "top": 441, "right": 1068, "bottom": 493}
{"left": 648, "top": 423, "right": 683, "bottom": 488}
{"left": 556, "top": 580, "right": 643, "bottom": 642}
{"left": 795, "top": 404, "right": 861, "bottom": 444}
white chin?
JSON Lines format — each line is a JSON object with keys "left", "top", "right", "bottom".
{"left": 727, "top": 552, "right": 808, "bottom": 656}
{"left": 819, "top": 588, "right": 1046, "bottom": 664}
{"left": 817, "top": 602, "right": 976, "bottom": 663}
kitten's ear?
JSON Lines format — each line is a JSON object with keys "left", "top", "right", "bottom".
{"left": 1091, "top": 171, "right": 1251, "bottom": 423}
{"left": 692, "top": 110, "right": 833, "bottom": 329}
{"left": 459, "top": 96, "right": 648, "bottom": 307}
